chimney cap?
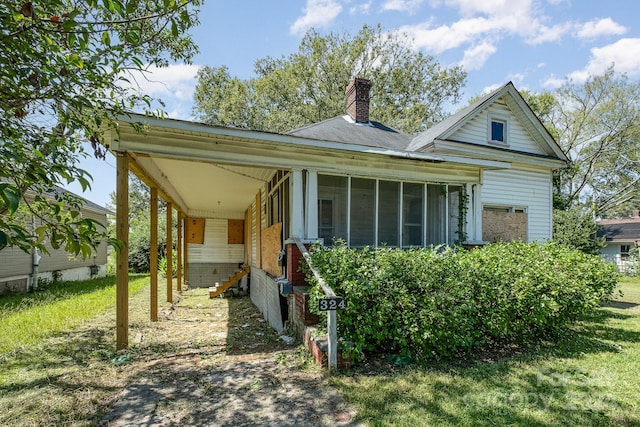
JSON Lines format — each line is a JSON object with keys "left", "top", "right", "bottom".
{"left": 345, "top": 77, "right": 372, "bottom": 94}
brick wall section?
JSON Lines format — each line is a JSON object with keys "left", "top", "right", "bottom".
{"left": 345, "top": 78, "right": 371, "bottom": 123}
{"left": 286, "top": 243, "right": 309, "bottom": 286}
{"left": 304, "top": 327, "right": 352, "bottom": 369}
{"left": 287, "top": 243, "right": 320, "bottom": 329}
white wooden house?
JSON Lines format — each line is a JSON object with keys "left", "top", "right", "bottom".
{"left": 107, "top": 79, "right": 568, "bottom": 348}
{"left": 0, "top": 187, "right": 112, "bottom": 295}
{"left": 597, "top": 211, "right": 640, "bottom": 272}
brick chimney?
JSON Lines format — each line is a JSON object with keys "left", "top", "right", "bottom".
{"left": 345, "top": 78, "right": 372, "bottom": 123}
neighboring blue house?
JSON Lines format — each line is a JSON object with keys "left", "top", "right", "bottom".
{"left": 598, "top": 211, "right": 640, "bottom": 272}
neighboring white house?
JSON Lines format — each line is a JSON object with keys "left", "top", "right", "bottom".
{"left": 0, "top": 187, "right": 112, "bottom": 295}
{"left": 108, "top": 78, "right": 568, "bottom": 338}
{"left": 597, "top": 211, "right": 640, "bottom": 273}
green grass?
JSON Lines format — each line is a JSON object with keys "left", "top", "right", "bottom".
{"left": 332, "top": 277, "right": 640, "bottom": 426}
{"left": 0, "top": 274, "right": 153, "bottom": 426}
{"left": 616, "top": 276, "right": 640, "bottom": 303}
{"left": 0, "top": 275, "right": 148, "bottom": 354}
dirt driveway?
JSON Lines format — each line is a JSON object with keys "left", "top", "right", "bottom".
{"left": 99, "top": 287, "right": 360, "bottom": 426}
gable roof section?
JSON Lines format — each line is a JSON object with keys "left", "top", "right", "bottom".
{"left": 51, "top": 186, "right": 113, "bottom": 215}
{"left": 597, "top": 218, "right": 640, "bottom": 242}
{"left": 407, "top": 82, "right": 568, "bottom": 162}
{"left": 287, "top": 115, "right": 412, "bottom": 151}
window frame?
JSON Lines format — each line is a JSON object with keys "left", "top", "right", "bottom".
{"left": 488, "top": 115, "right": 509, "bottom": 145}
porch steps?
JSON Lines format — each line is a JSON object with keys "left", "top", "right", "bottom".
{"left": 208, "top": 265, "right": 250, "bottom": 298}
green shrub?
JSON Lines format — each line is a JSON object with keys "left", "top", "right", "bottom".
{"left": 306, "top": 241, "right": 617, "bottom": 362}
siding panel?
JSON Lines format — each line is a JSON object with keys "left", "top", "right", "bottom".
{"left": 482, "top": 166, "right": 553, "bottom": 242}
{"left": 1, "top": 210, "right": 108, "bottom": 279}
{"left": 452, "top": 100, "right": 547, "bottom": 156}
{"left": 188, "top": 218, "right": 244, "bottom": 264}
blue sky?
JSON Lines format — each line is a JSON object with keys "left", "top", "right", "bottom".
{"left": 68, "top": 0, "right": 640, "bottom": 207}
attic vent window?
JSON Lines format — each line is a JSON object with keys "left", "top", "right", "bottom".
{"left": 491, "top": 120, "right": 504, "bottom": 141}
{"left": 489, "top": 116, "right": 508, "bottom": 144}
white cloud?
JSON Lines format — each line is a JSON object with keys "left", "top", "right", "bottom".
{"left": 480, "top": 83, "right": 503, "bottom": 95}
{"left": 290, "top": 0, "right": 342, "bottom": 35}
{"left": 122, "top": 64, "right": 201, "bottom": 120}
{"left": 459, "top": 41, "right": 497, "bottom": 70}
{"left": 127, "top": 64, "right": 201, "bottom": 101}
{"left": 568, "top": 38, "right": 640, "bottom": 82}
{"left": 400, "top": 17, "right": 500, "bottom": 53}
{"left": 350, "top": 1, "right": 372, "bottom": 14}
{"left": 542, "top": 75, "right": 565, "bottom": 89}
{"left": 527, "top": 22, "right": 573, "bottom": 44}
{"left": 399, "top": 0, "right": 545, "bottom": 54}
{"left": 382, "top": 0, "right": 425, "bottom": 13}
{"left": 575, "top": 18, "right": 627, "bottom": 40}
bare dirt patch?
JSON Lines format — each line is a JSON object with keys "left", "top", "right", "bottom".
{"left": 100, "top": 287, "right": 360, "bottom": 426}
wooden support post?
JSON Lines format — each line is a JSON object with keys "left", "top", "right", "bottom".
{"left": 177, "top": 211, "right": 182, "bottom": 292}
{"left": 255, "top": 192, "right": 261, "bottom": 268}
{"left": 166, "top": 202, "right": 173, "bottom": 303}
{"left": 184, "top": 235, "right": 189, "bottom": 288}
{"left": 116, "top": 153, "right": 129, "bottom": 350}
{"left": 244, "top": 208, "right": 251, "bottom": 265}
{"left": 150, "top": 187, "right": 158, "bottom": 322}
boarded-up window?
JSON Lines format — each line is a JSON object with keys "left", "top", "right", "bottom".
{"left": 482, "top": 209, "right": 527, "bottom": 242}
{"left": 261, "top": 222, "right": 283, "bottom": 277}
{"left": 186, "top": 217, "right": 205, "bottom": 244}
{"left": 228, "top": 219, "right": 244, "bottom": 244}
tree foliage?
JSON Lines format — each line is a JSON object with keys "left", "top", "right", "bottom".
{"left": 552, "top": 206, "right": 605, "bottom": 255}
{"left": 0, "top": 0, "right": 201, "bottom": 255}
{"left": 193, "top": 24, "right": 467, "bottom": 134}
{"left": 107, "top": 174, "right": 172, "bottom": 273}
{"left": 533, "top": 68, "right": 640, "bottom": 216}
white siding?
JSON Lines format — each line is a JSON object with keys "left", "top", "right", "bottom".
{"left": 452, "top": 99, "right": 547, "bottom": 156}
{"left": 0, "top": 210, "right": 109, "bottom": 281}
{"left": 187, "top": 218, "right": 244, "bottom": 264}
{"left": 250, "top": 268, "right": 284, "bottom": 332}
{"left": 482, "top": 166, "right": 553, "bottom": 242}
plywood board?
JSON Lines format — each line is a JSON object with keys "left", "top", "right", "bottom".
{"left": 482, "top": 211, "right": 527, "bottom": 242}
{"left": 228, "top": 219, "right": 244, "bottom": 244}
{"left": 186, "top": 217, "right": 205, "bottom": 244}
{"left": 261, "top": 222, "right": 283, "bottom": 277}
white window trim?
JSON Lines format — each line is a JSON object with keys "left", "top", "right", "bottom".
{"left": 488, "top": 114, "right": 509, "bottom": 145}
{"left": 483, "top": 204, "right": 528, "bottom": 213}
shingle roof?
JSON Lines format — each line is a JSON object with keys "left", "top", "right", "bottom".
{"left": 597, "top": 219, "right": 640, "bottom": 241}
{"left": 287, "top": 115, "right": 412, "bottom": 151}
{"left": 48, "top": 186, "right": 113, "bottom": 215}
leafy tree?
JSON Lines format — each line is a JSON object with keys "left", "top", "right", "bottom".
{"left": 0, "top": 0, "right": 201, "bottom": 256}
{"left": 552, "top": 206, "right": 605, "bottom": 255}
{"left": 193, "top": 24, "right": 467, "bottom": 134}
{"left": 107, "top": 174, "right": 172, "bottom": 273}
{"left": 542, "top": 68, "right": 640, "bottom": 216}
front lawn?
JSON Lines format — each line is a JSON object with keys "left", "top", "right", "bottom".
{"left": 331, "top": 277, "right": 640, "bottom": 426}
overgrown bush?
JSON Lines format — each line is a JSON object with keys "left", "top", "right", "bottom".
{"left": 306, "top": 241, "right": 617, "bottom": 362}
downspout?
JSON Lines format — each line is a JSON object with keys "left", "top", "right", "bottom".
{"left": 31, "top": 247, "right": 41, "bottom": 292}
{"left": 31, "top": 218, "right": 42, "bottom": 291}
